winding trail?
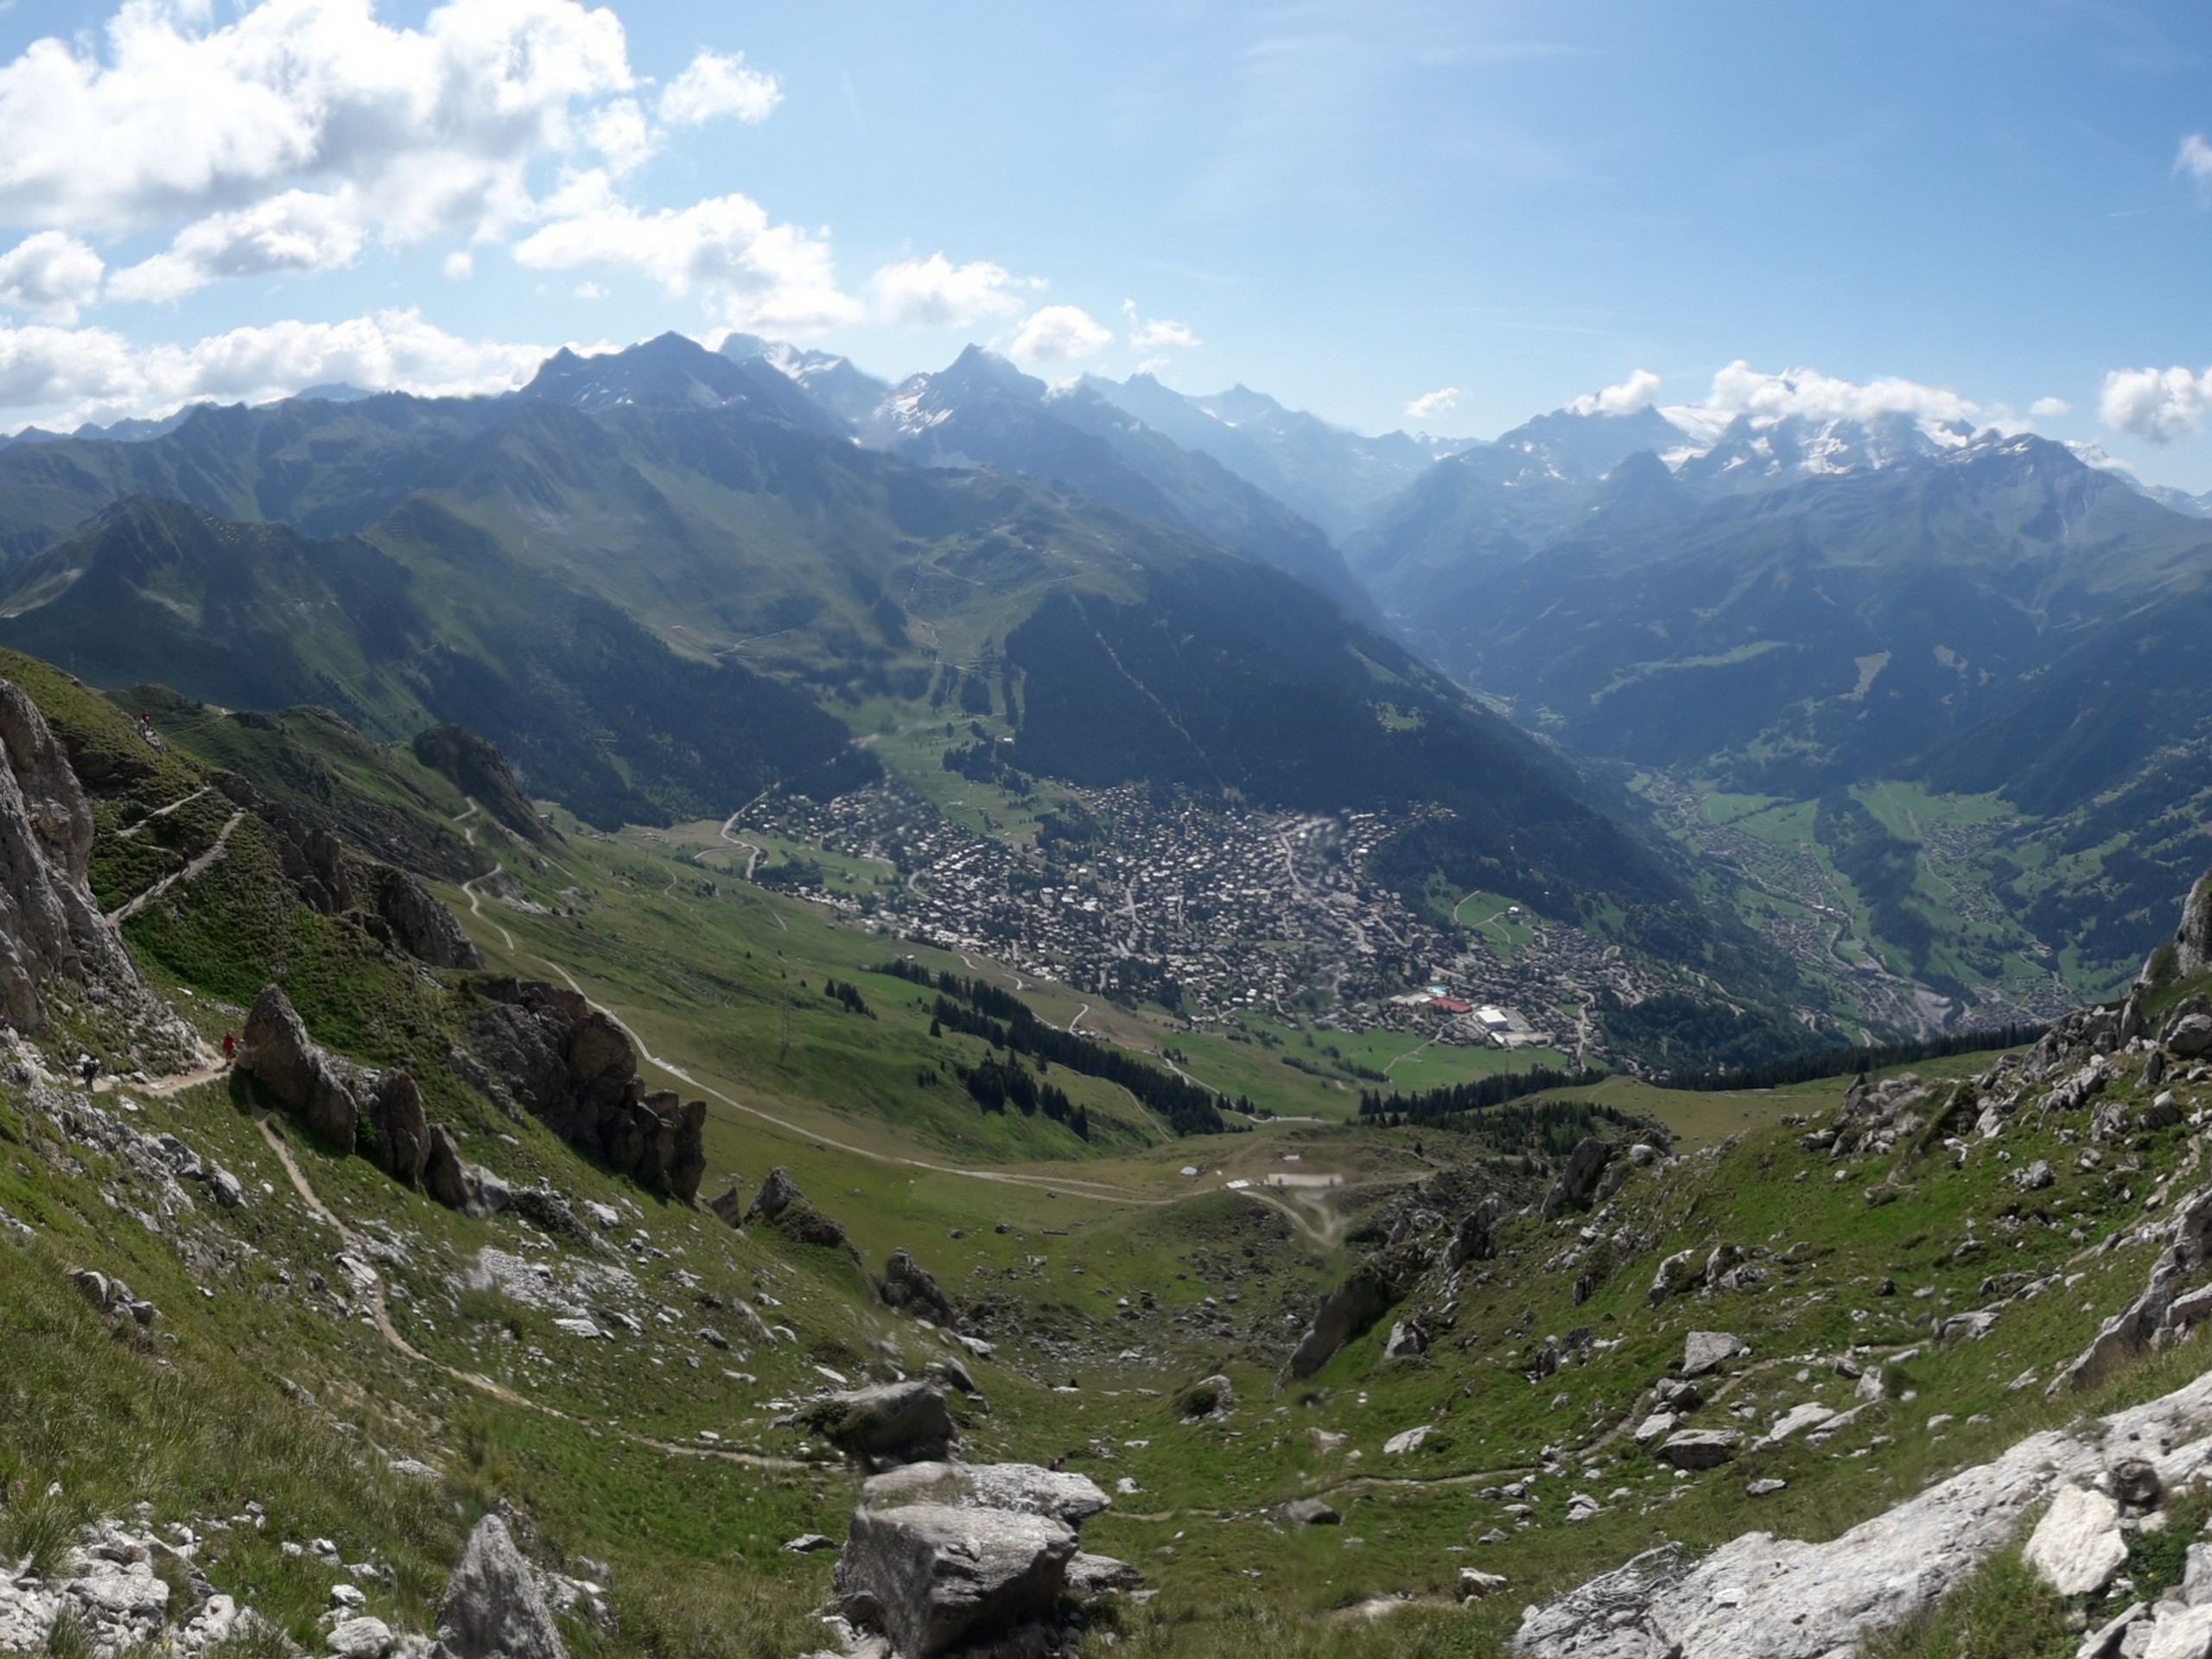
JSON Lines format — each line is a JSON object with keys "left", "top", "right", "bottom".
{"left": 107, "top": 810, "right": 245, "bottom": 925}
{"left": 244, "top": 1078, "right": 805, "bottom": 1471}
{"left": 116, "top": 785, "right": 212, "bottom": 840}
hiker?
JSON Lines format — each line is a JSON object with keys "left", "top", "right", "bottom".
{"left": 78, "top": 1053, "right": 100, "bottom": 1089}
{"left": 221, "top": 1032, "right": 237, "bottom": 1063}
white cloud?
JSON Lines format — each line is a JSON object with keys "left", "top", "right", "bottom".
{"left": 443, "top": 250, "right": 474, "bottom": 280}
{"left": 659, "top": 49, "right": 780, "bottom": 127}
{"left": 0, "top": 306, "right": 543, "bottom": 424}
{"left": 2180, "top": 133, "right": 2212, "bottom": 188}
{"left": 0, "top": 0, "right": 634, "bottom": 253}
{"left": 108, "top": 189, "right": 365, "bottom": 302}
{"left": 513, "top": 177, "right": 859, "bottom": 332}
{"left": 0, "top": 231, "right": 104, "bottom": 322}
{"left": 574, "top": 280, "right": 606, "bottom": 299}
{"left": 1698, "top": 361, "right": 1978, "bottom": 427}
{"left": 1008, "top": 303, "right": 1111, "bottom": 364}
{"left": 1405, "top": 386, "right": 1459, "bottom": 422}
{"left": 2101, "top": 365, "right": 2212, "bottom": 443}
{"left": 2029, "top": 395, "right": 2070, "bottom": 419}
{"left": 870, "top": 253, "right": 1027, "bottom": 327}
{"left": 1123, "top": 300, "right": 1200, "bottom": 353}
{"left": 583, "top": 98, "right": 653, "bottom": 176}
{"left": 1567, "top": 368, "right": 1660, "bottom": 417}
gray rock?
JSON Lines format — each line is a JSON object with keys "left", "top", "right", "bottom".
{"left": 244, "top": 983, "right": 360, "bottom": 1154}
{"left": 1283, "top": 1497, "right": 1341, "bottom": 1526}
{"left": 1382, "top": 1317, "right": 1430, "bottom": 1361}
{"left": 747, "top": 1166, "right": 854, "bottom": 1251}
{"left": 1746, "top": 1479, "right": 1788, "bottom": 1497}
{"left": 1655, "top": 1430, "right": 1741, "bottom": 1471}
{"left": 2013, "top": 1160, "right": 2056, "bottom": 1192}
{"left": 2024, "top": 1485, "right": 2126, "bottom": 1596}
{"left": 878, "top": 1250, "right": 956, "bottom": 1325}
{"left": 1066, "top": 1553, "right": 1144, "bottom": 1596}
{"left": 330, "top": 1615, "right": 396, "bottom": 1659}
{"left": 834, "top": 1501, "right": 1076, "bottom": 1658}
{"left": 1542, "top": 1137, "right": 1612, "bottom": 1220}
{"left": 799, "top": 1382, "right": 957, "bottom": 1467}
{"left": 2171, "top": 1014, "right": 2212, "bottom": 1061}
{"left": 1459, "top": 1568, "right": 1510, "bottom": 1600}
{"left": 1285, "top": 1262, "right": 1403, "bottom": 1379}
{"left": 1634, "top": 1412, "right": 1678, "bottom": 1446}
{"left": 1446, "top": 1194, "right": 1510, "bottom": 1267}
{"left": 1682, "top": 1331, "right": 1745, "bottom": 1378}
{"left": 2142, "top": 1605, "right": 2212, "bottom": 1659}
{"left": 2055, "top": 1183, "right": 2212, "bottom": 1393}
{"left": 435, "top": 1514, "right": 567, "bottom": 1659}
{"left": 861, "top": 1462, "right": 1110, "bottom": 1525}
{"left": 782, "top": 1534, "right": 838, "bottom": 1554}
{"left": 372, "top": 867, "right": 483, "bottom": 971}
{"left": 1649, "top": 1249, "right": 1697, "bottom": 1307}
{"left": 368, "top": 1069, "right": 431, "bottom": 1185}
{"left": 208, "top": 1168, "right": 245, "bottom": 1208}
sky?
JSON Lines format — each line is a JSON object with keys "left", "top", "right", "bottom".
{"left": 4, "top": 1, "right": 2212, "bottom": 485}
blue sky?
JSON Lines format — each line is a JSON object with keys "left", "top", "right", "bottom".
{"left": 4, "top": 1, "right": 2212, "bottom": 484}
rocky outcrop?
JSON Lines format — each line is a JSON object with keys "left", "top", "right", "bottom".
{"left": 1541, "top": 1136, "right": 1612, "bottom": 1220}
{"left": 0, "top": 678, "right": 146, "bottom": 1032}
{"left": 434, "top": 1514, "right": 567, "bottom": 1659}
{"left": 747, "top": 1166, "right": 855, "bottom": 1251}
{"left": 242, "top": 983, "right": 363, "bottom": 1154}
{"left": 368, "top": 866, "right": 483, "bottom": 970}
{"left": 799, "top": 1382, "right": 958, "bottom": 1468}
{"left": 1515, "top": 1358, "right": 2212, "bottom": 1659}
{"left": 1285, "top": 1261, "right": 1406, "bottom": 1379}
{"left": 879, "top": 1249, "right": 957, "bottom": 1325}
{"left": 461, "top": 979, "right": 706, "bottom": 1200}
{"left": 367, "top": 1069, "right": 431, "bottom": 1185}
{"left": 2052, "top": 1182, "right": 2212, "bottom": 1394}
{"left": 861, "top": 1462, "right": 1110, "bottom": 1526}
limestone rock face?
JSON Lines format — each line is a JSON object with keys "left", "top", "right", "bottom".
{"left": 1286, "top": 1262, "right": 1403, "bottom": 1379}
{"left": 833, "top": 1502, "right": 1076, "bottom": 1659}
{"left": 800, "top": 1382, "right": 957, "bottom": 1467}
{"left": 2166, "top": 873, "right": 2212, "bottom": 982}
{"left": 435, "top": 1514, "right": 568, "bottom": 1659}
{"left": 461, "top": 979, "right": 706, "bottom": 1200}
{"left": 243, "top": 983, "right": 362, "bottom": 1154}
{"left": 2054, "top": 1182, "right": 2212, "bottom": 1394}
{"left": 0, "top": 677, "right": 143, "bottom": 1031}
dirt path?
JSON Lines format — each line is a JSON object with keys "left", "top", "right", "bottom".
{"left": 116, "top": 785, "right": 212, "bottom": 840}
{"left": 107, "top": 810, "right": 245, "bottom": 925}
{"left": 246, "top": 1080, "right": 806, "bottom": 1471}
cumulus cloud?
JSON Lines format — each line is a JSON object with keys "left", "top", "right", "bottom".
{"left": 513, "top": 178, "right": 859, "bottom": 332}
{"left": 1568, "top": 368, "right": 1661, "bottom": 417}
{"left": 0, "top": 231, "right": 105, "bottom": 322}
{"left": 108, "top": 189, "right": 366, "bottom": 302}
{"left": 2029, "top": 395, "right": 2071, "bottom": 419}
{"left": 2181, "top": 134, "right": 2212, "bottom": 190}
{"left": 0, "top": 306, "right": 543, "bottom": 423}
{"left": 0, "top": 0, "right": 635, "bottom": 244}
{"left": 1405, "top": 386, "right": 1459, "bottom": 422}
{"left": 1008, "top": 303, "right": 1111, "bottom": 365}
{"left": 870, "top": 254, "right": 1027, "bottom": 327}
{"left": 659, "top": 49, "right": 781, "bottom": 126}
{"left": 1700, "top": 361, "right": 1978, "bottom": 427}
{"left": 2101, "top": 365, "right": 2212, "bottom": 443}
{"left": 1123, "top": 301, "right": 1200, "bottom": 353}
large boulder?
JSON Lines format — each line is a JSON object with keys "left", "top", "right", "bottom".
{"left": 800, "top": 1382, "right": 957, "bottom": 1467}
{"left": 748, "top": 1166, "right": 854, "bottom": 1251}
{"left": 0, "top": 678, "right": 147, "bottom": 1033}
{"left": 2023, "top": 1485, "right": 2126, "bottom": 1597}
{"left": 434, "top": 1514, "right": 567, "bottom": 1659}
{"left": 1654, "top": 1430, "right": 1740, "bottom": 1471}
{"left": 242, "top": 983, "right": 361, "bottom": 1154}
{"left": 1682, "top": 1330, "right": 1745, "bottom": 1378}
{"left": 1286, "top": 1262, "right": 1404, "bottom": 1380}
{"left": 833, "top": 1503, "right": 1076, "bottom": 1658}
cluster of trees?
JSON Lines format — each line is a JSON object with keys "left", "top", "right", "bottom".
{"left": 822, "top": 977, "right": 874, "bottom": 1018}
{"left": 1665, "top": 1022, "right": 2046, "bottom": 1092}
{"left": 959, "top": 1052, "right": 1090, "bottom": 1139}
{"left": 1357, "top": 1061, "right": 1605, "bottom": 1128}
{"left": 882, "top": 958, "right": 1230, "bottom": 1136}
